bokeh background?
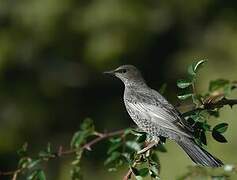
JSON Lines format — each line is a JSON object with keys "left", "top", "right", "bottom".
{"left": 0, "top": 0, "right": 237, "bottom": 179}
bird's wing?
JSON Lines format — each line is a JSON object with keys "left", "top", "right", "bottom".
{"left": 125, "top": 89, "right": 193, "bottom": 137}
{"left": 150, "top": 89, "right": 194, "bottom": 132}
{"left": 127, "top": 101, "right": 192, "bottom": 138}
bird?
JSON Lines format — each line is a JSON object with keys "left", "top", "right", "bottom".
{"left": 104, "top": 64, "right": 223, "bottom": 167}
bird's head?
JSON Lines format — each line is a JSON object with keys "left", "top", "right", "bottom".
{"left": 104, "top": 65, "right": 146, "bottom": 86}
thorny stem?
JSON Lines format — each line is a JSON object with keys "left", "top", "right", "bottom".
{"left": 182, "top": 98, "right": 237, "bottom": 117}
{"left": 0, "top": 129, "right": 125, "bottom": 179}
{"left": 123, "top": 141, "right": 159, "bottom": 180}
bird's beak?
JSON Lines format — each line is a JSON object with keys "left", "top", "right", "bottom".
{"left": 103, "top": 70, "right": 115, "bottom": 75}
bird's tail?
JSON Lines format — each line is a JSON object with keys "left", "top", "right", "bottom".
{"left": 176, "top": 138, "right": 223, "bottom": 167}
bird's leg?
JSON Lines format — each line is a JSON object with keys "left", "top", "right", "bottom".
{"left": 137, "top": 140, "right": 158, "bottom": 154}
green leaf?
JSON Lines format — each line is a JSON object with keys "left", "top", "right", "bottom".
{"left": 27, "top": 159, "right": 41, "bottom": 169}
{"left": 131, "top": 129, "right": 147, "bottom": 136}
{"left": 135, "top": 176, "right": 143, "bottom": 180}
{"left": 109, "top": 137, "right": 122, "bottom": 143}
{"left": 150, "top": 152, "right": 159, "bottom": 164}
{"left": 177, "top": 79, "right": 192, "bottom": 89}
{"left": 207, "top": 110, "right": 220, "bottom": 117}
{"left": 212, "top": 131, "right": 228, "bottom": 143}
{"left": 27, "top": 170, "right": 46, "bottom": 180}
{"left": 80, "top": 118, "right": 94, "bottom": 131}
{"left": 104, "top": 152, "right": 121, "bottom": 165}
{"left": 71, "top": 150, "right": 83, "bottom": 165}
{"left": 125, "top": 141, "right": 141, "bottom": 151}
{"left": 131, "top": 167, "right": 140, "bottom": 176}
{"left": 213, "top": 123, "right": 228, "bottom": 134}
{"left": 70, "top": 131, "right": 85, "bottom": 148}
{"left": 188, "top": 59, "right": 207, "bottom": 76}
{"left": 71, "top": 118, "right": 95, "bottom": 148}
{"left": 149, "top": 164, "right": 159, "bottom": 178}
{"left": 17, "top": 142, "right": 28, "bottom": 157}
{"left": 107, "top": 142, "right": 122, "bottom": 154}
{"left": 37, "top": 170, "right": 46, "bottom": 180}
{"left": 71, "top": 166, "right": 83, "bottom": 180}
{"left": 177, "top": 93, "right": 193, "bottom": 100}
{"left": 155, "top": 144, "right": 167, "bottom": 153}
{"left": 38, "top": 150, "right": 53, "bottom": 159}
{"left": 18, "top": 157, "right": 32, "bottom": 168}
{"left": 136, "top": 133, "right": 147, "bottom": 143}
{"left": 138, "top": 168, "right": 149, "bottom": 177}
{"left": 209, "top": 79, "right": 230, "bottom": 92}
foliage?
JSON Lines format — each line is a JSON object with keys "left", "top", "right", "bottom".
{"left": 1, "top": 60, "right": 236, "bottom": 180}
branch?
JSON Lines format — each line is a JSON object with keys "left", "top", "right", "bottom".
{"left": 0, "top": 129, "right": 125, "bottom": 179}
{"left": 182, "top": 98, "right": 237, "bottom": 117}
{"left": 204, "top": 98, "right": 237, "bottom": 109}
{"left": 123, "top": 141, "right": 159, "bottom": 180}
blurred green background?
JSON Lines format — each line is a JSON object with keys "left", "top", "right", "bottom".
{"left": 0, "top": 0, "right": 237, "bottom": 179}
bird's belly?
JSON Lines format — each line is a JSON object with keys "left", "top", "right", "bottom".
{"left": 125, "top": 105, "right": 180, "bottom": 140}
{"left": 125, "top": 106, "right": 170, "bottom": 138}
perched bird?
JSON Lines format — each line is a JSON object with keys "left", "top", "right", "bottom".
{"left": 104, "top": 65, "right": 223, "bottom": 167}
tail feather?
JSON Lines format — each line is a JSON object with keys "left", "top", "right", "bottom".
{"left": 177, "top": 138, "right": 223, "bottom": 167}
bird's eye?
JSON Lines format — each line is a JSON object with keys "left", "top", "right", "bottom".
{"left": 116, "top": 69, "right": 127, "bottom": 73}
{"left": 121, "top": 69, "right": 127, "bottom": 73}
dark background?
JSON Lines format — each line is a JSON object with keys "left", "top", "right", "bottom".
{"left": 0, "top": 0, "right": 237, "bottom": 179}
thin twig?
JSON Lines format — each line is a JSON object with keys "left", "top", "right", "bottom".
{"left": 0, "top": 129, "right": 125, "bottom": 178}
{"left": 182, "top": 98, "right": 237, "bottom": 117}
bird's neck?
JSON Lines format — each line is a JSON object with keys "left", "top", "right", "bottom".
{"left": 124, "top": 79, "right": 148, "bottom": 89}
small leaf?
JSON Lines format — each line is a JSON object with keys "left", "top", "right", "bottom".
{"left": 224, "top": 164, "right": 235, "bottom": 172}
{"left": 109, "top": 137, "right": 122, "bottom": 143}
{"left": 135, "top": 176, "right": 143, "bottom": 180}
{"left": 18, "top": 157, "right": 32, "bottom": 168}
{"left": 37, "top": 170, "right": 46, "bottom": 180}
{"left": 177, "top": 93, "right": 193, "bottom": 100}
{"left": 107, "top": 142, "right": 122, "bottom": 154}
{"left": 108, "top": 168, "right": 117, "bottom": 172}
{"left": 212, "top": 131, "right": 228, "bottom": 143}
{"left": 17, "top": 142, "right": 28, "bottom": 157}
{"left": 27, "top": 159, "right": 41, "bottom": 169}
{"left": 131, "top": 167, "right": 140, "bottom": 176}
{"left": 209, "top": 79, "right": 230, "bottom": 92}
{"left": 80, "top": 118, "right": 94, "bottom": 131}
{"left": 150, "top": 152, "right": 159, "bottom": 164}
{"left": 207, "top": 110, "right": 220, "bottom": 117}
{"left": 39, "top": 151, "right": 53, "bottom": 159}
{"left": 131, "top": 130, "right": 147, "bottom": 136}
{"left": 104, "top": 152, "right": 121, "bottom": 165}
{"left": 188, "top": 60, "right": 207, "bottom": 76}
{"left": 177, "top": 79, "right": 192, "bottom": 89}
{"left": 193, "top": 60, "right": 207, "bottom": 73}
{"left": 155, "top": 144, "right": 167, "bottom": 153}
{"left": 149, "top": 164, "right": 159, "bottom": 178}
{"left": 125, "top": 141, "right": 141, "bottom": 151}
{"left": 70, "top": 131, "right": 85, "bottom": 148}
{"left": 71, "top": 166, "right": 83, "bottom": 180}
{"left": 139, "top": 168, "right": 149, "bottom": 177}
{"left": 136, "top": 134, "right": 147, "bottom": 143}
{"left": 27, "top": 170, "right": 46, "bottom": 180}
{"left": 213, "top": 123, "right": 228, "bottom": 134}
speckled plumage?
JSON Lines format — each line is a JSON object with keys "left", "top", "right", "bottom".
{"left": 105, "top": 65, "right": 223, "bottom": 167}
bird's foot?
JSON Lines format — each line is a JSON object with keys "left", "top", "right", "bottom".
{"left": 137, "top": 141, "right": 157, "bottom": 154}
